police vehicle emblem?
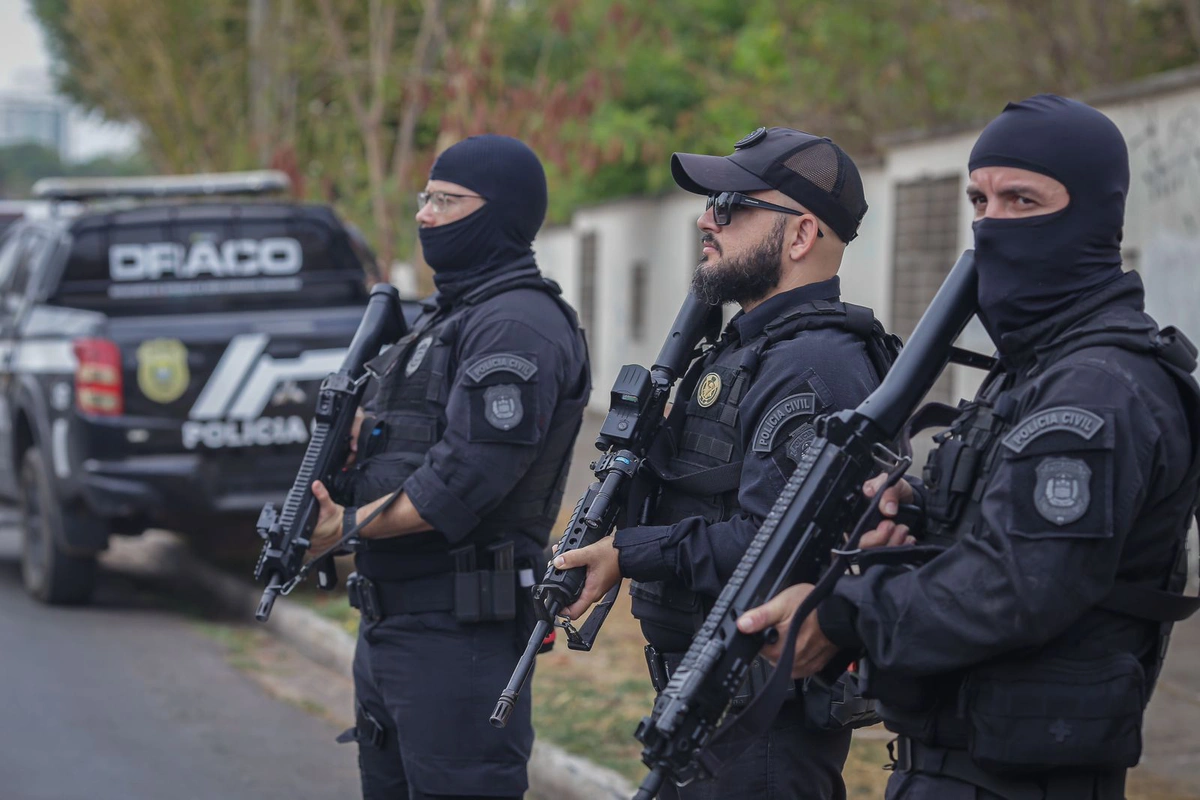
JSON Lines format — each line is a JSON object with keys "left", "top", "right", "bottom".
{"left": 734, "top": 127, "right": 768, "bottom": 149}
{"left": 697, "top": 372, "right": 722, "bottom": 407}
{"left": 405, "top": 336, "right": 433, "bottom": 377}
{"left": 1034, "top": 457, "right": 1091, "bottom": 525}
{"left": 484, "top": 384, "right": 523, "bottom": 430}
{"left": 136, "top": 338, "right": 190, "bottom": 404}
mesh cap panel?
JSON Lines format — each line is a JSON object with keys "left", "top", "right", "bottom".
{"left": 783, "top": 142, "right": 842, "bottom": 194}
{"left": 781, "top": 141, "right": 867, "bottom": 238}
{"left": 673, "top": 126, "right": 869, "bottom": 241}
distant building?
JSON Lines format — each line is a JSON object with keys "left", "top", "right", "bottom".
{"left": 0, "top": 91, "right": 68, "bottom": 158}
{"left": 535, "top": 64, "right": 1200, "bottom": 411}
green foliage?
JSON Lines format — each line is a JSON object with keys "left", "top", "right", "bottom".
{"left": 0, "top": 142, "right": 150, "bottom": 199}
{"left": 25, "top": 0, "right": 1200, "bottom": 262}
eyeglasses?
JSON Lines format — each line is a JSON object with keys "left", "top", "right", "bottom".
{"left": 417, "top": 190, "right": 484, "bottom": 214}
{"left": 706, "top": 191, "right": 823, "bottom": 236}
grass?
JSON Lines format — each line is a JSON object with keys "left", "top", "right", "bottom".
{"left": 225, "top": 539, "right": 1200, "bottom": 799}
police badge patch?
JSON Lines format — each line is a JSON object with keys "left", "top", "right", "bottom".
{"left": 137, "top": 338, "right": 190, "bottom": 404}
{"left": 405, "top": 336, "right": 433, "bottom": 377}
{"left": 786, "top": 423, "right": 817, "bottom": 464}
{"left": 1034, "top": 457, "right": 1091, "bottom": 525}
{"left": 696, "top": 372, "right": 722, "bottom": 408}
{"left": 484, "top": 384, "right": 524, "bottom": 431}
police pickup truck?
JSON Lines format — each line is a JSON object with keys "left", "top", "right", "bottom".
{"left": 1, "top": 171, "right": 401, "bottom": 604}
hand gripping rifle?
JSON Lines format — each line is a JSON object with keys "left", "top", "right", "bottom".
{"left": 490, "top": 292, "right": 721, "bottom": 728}
{"left": 253, "top": 283, "right": 408, "bottom": 622}
{"left": 632, "top": 250, "right": 979, "bottom": 798}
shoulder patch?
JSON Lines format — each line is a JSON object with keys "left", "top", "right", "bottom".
{"left": 1002, "top": 407, "right": 1105, "bottom": 454}
{"left": 1034, "top": 457, "right": 1092, "bottom": 525}
{"left": 483, "top": 384, "right": 524, "bottom": 430}
{"left": 752, "top": 393, "right": 816, "bottom": 453}
{"left": 466, "top": 353, "right": 538, "bottom": 383}
{"left": 786, "top": 423, "right": 818, "bottom": 464}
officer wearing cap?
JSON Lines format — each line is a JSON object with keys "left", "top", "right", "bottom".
{"left": 555, "top": 127, "right": 900, "bottom": 799}
{"left": 308, "top": 134, "right": 591, "bottom": 799}
{"left": 740, "top": 96, "right": 1200, "bottom": 799}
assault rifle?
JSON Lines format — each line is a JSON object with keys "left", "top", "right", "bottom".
{"left": 632, "top": 250, "right": 980, "bottom": 798}
{"left": 254, "top": 283, "right": 407, "bottom": 622}
{"left": 490, "top": 292, "right": 721, "bottom": 728}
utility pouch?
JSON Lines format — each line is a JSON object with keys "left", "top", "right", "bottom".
{"left": 451, "top": 542, "right": 517, "bottom": 624}
{"left": 357, "top": 417, "right": 388, "bottom": 461}
{"left": 336, "top": 702, "right": 387, "bottom": 750}
{"left": 965, "top": 652, "right": 1146, "bottom": 775}
{"left": 803, "top": 668, "right": 881, "bottom": 731}
{"left": 628, "top": 579, "right": 706, "bottom": 636}
{"left": 484, "top": 540, "right": 516, "bottom": 621}
{"left": 923, "top": 438, "right": 979, "bottom": 524}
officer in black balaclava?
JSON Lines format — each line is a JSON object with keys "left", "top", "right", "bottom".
{"left": 740, "top": 96, "right": 1200, "bottom": 799}
{"left": 308, "top": 134, "right": 591, "bottom": 800}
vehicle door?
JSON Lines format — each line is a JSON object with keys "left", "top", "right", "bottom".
{"left": 0, "top": 226, "right": 34, "bottom": 498}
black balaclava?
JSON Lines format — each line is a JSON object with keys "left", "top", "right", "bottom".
{"left": 419, "top": 134, "right": 548, "bottom": 294}
{"left": 969, "top": 94, "right": 1129, "bottom": 348}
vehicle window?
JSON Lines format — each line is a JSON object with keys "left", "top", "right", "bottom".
{"left": 10, "top": 230, "right": 50, "bottom": 299}
{"left": 51, "top": 204, "right": 370, "bottom": 315}
{"left": 0, "top": 228, "right": 27, "bottom": 291}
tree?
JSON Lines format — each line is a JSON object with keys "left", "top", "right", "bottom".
{"left": 28, "top": 0, "right": 1200, "bottom": 272}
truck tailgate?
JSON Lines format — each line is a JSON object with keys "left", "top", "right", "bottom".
{"left": 98, "top": 305, "right": 364, "bottom": 456}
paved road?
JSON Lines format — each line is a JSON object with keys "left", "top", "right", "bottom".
{"left": 0, "top": 529, "right": 361, "bottom": 800}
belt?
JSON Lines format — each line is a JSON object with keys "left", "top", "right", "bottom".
{"left": 347, "top": 572, "right": 456, "bottom": 621}
{"left": 644, "top": 646, "right": 796, "bottom": 708}
{"left": 888, "top": 736, "right": 1127, "bottom": 800}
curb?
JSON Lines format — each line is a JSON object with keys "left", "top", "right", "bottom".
{"left": 115, "top": 531, "right": 636, "bottom": 800}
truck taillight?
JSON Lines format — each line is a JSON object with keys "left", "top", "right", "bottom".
{"left": 73, "top": 338, "right": 123, "bottom": 416}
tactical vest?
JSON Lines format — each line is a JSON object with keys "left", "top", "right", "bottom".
{"left": 877, "top": 323, "right": 1200, "bottom": 752}
{"left": 350, "top": 272, "right": 589, "bottom": 582}
{"left": 631, "top": 301, "right": 901, "bottom": 649}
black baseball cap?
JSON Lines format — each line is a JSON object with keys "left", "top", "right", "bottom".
{"left": 671, "top": 126, "right": 868, "bottom": 242}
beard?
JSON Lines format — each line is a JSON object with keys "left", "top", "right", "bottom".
{"left": 691, "top": 216, "right": 786, "bottom": 306}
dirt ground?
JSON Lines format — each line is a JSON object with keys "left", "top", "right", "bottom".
{"left": 531, "top": 588, "right": 1199, "bottom": 799}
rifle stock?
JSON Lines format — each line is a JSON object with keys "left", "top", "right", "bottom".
{"left": 491, "top": 292, "right": 721, "bottom": 728}
{"left": 632, "top": 250, "right": 979, "bottom": 796}
{"left": 253, "top": 283, "right": 407, "bottom": 622}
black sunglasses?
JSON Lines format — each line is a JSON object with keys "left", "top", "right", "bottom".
{"left": 706, "top": 191, "right": 823, "bottom": 236}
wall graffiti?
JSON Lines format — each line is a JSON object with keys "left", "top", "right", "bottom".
{"left": 1126, "top": 102, "right": 1200, "bottom": 346}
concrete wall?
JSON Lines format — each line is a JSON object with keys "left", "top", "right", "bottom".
{"left": 535, "top": 67, "right": 1200, "bottom": 411}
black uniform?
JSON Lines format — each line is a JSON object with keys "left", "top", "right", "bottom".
{"left": 342, "top": 260, "right": 590, "bottom": 799}
{"left": 615, "top": 277, "right": 891, "bottom": 800}
{"left": 817, "top": 96, "right": 1200, "bottom": 800}
{"left": 338, "top": 135, "right": 591, "bottom": 800}
{"left": 820, "top": 272, "right": 1200, "bottom": 799}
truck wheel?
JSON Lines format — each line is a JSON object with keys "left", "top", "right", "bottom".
{"left": 19, "top": 448, "right": 97, "bottom": 605}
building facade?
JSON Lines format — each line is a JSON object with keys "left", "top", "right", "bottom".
{"left": 0, "top": 92, "right": 69, "bottom": 158}
{"left": 536, "top": 65, "right": 1200, "bottom": 411}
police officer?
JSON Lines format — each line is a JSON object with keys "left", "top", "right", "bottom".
{"left": 310, "top": 134, "right": 591, "bottom": 800}
{"left": 740, "top": 96, "right": 1200, "bottom": 799}
{"left": 555, "top": 127, "right": 899, "bottom": 799}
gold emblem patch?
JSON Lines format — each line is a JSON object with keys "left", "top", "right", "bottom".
{"left": 696, "top": 372, "right": 722, "bottom": 408}
{"left": 137, "top": 338, "right": 190, "bottom": 404}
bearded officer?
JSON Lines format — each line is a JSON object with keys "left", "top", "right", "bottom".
{"left": 555, "top": 127, "right": 901, "bottom": 799}
{"left": 310, "top": 134, "right": 591, "bottom": 800}
{"left": 741, "top": 96, "right": 1200, "bottom": 800}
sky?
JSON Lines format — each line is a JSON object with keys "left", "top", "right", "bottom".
{"left": 0, "top": 0, "right": 139, "bottom": 161}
